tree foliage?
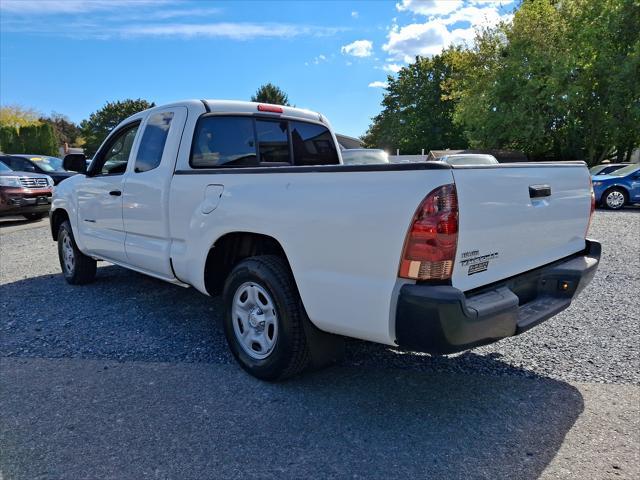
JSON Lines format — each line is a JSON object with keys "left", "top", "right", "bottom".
{"left": 366, "top": 0, "right": 639, "bottom": 164}
{"left": 450, "top": 0, "right": 639, "bottom": 164}
{"left": 80, "top": 99, "right": 155, "bottom": 156}
{"left": 363, "top": 49, "right": 467, "bottom": 153}
{"left": 251, "top": 83, "right": 291, "bottom": 106}
{"left": 0, "top": 105, "right": 40, "bottom": 129}
{"left": 41, "top": 113, "right": 81, "bottom": 147}
{"left": 0, "top": 123, "right": 58, "bottom": 156}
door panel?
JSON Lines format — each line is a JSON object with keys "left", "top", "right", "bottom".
{"left": 76, "top": 175, "right": 128, "bottom": 261}
{"left": 76, "top": 121, "right": 141, "bottom": 262}
{"left": 123, "top": 107, "right": 188, "bottom": 276}
{"left": 630, "top": 173, "right": 640, "bottom": 201}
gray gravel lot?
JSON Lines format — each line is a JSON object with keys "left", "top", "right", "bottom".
{"left": 1, "top": 210, "right": 639, "bottom": 480}
{"left": 1, "top": 210, "right": 638, "bottom": 384}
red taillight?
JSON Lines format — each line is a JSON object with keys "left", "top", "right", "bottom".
{"left": 399, "top": 184, "right": 459, "bottom": 281}
{"left": 257, "top": 104, "right": 283, "bottom": 113}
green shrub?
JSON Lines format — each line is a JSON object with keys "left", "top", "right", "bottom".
{"left": 0, "top": 126, "right": 23, "bottom": 153}
{"left": 0, "top": 124, "right": 58, "bottom": 156}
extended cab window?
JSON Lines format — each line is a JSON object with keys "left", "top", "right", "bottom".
{"left": 290, "top": 121, "right": 339, "bottom": 166}
{"left": 134, "top": 112, "right": 174, "bottom": 173}
{"left": 256, "top": 120, "right": 291, "bottom": 165}
{"left": 191, "top": 116, "right": 257, "bottom": 168}
{"left": 94, "top": 122, "right": 140, "bottom": 175}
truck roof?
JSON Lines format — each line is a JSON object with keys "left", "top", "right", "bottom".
{"left": 202, "top": 99, "right": 323, "bottom": 123}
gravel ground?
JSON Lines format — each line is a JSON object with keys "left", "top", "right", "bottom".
{"left": 1, "top": 209, "right": 638, "bottom": 384}
{"left": 1, "top": 211, "right": 639, "bottom": 480}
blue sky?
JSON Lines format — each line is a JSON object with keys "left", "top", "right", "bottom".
{"left": 0, "top": 0, "right": 516, "bottom": 137}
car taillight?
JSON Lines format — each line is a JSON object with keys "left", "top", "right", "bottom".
{"left": 399, "top": 184, "right": 458, "bottom": 281}
{"left": 586, "top": 180, "right": 596, "bottom": 237}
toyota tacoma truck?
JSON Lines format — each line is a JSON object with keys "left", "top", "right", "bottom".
{"left": 50, "top": 100, "right": 600, "bottom": 380}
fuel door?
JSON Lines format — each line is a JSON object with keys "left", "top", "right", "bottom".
{"left": 201, "top": 184, "right": 224, "bottom": 214}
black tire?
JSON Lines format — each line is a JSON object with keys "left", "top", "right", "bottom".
{"left": 602, "top": 187, "right": 627, "bottom": 210}
{"left": 222, "top": 255, "right": 309, "bottom": 381}
{"left": 57, "top": 220, "right": 97, "bottom": 285}
{"left": 23, "top": 212, "right": 44, "bottom": 220}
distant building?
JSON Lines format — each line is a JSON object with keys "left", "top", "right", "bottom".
{"left": 427, "top": 149, "right": 528, "bottom": 163}
{"left": 336, "top": 134, "right": 364, "bottom": 150}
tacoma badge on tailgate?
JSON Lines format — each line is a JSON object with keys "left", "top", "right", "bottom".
{"left": 460, "top": 251, "right": 499, "bottom": 275}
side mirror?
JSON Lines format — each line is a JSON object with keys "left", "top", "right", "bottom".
{"left": 63, "top": 153, "right": 87, "bottom": 174}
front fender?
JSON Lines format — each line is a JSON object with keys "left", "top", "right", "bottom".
{"left": 50, "top": 175, "right": 84, "bottom": 249}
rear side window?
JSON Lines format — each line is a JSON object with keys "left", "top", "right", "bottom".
{"left": 135, "top": 112, "right": 174, "bottom": 173}
{"left": 290, "top": 121, "right": 339, "bottom": 166}
{"left": 256, "top": 120, "right": 291, "bottom": 165}
{"left": 191, "top": 116, "right": 257, "bottom": 168}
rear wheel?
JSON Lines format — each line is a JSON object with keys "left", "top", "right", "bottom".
{"left": 58, "top": 220, "right": 97, "bottom": 284}
{"left": 222, "top": 255, "right": 309, "bottom": 380}
{"left": 603, "top": 188, "right": 627, "bottom": 210}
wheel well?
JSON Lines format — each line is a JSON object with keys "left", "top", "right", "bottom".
{"left": 603, "top": 186, "right": 629, "bottom": 198}
{"left": 204, "top": 232, "right": 290, "bottom": 296}
{"left": 50, "top": 209, "right": 69, "bottom": 241}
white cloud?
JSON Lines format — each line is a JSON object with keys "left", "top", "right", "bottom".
{"left": 383, "top": 63, "right": 403, "bottom": 73}
{"left": 384, "top": 1, "right": 512, "bottom": 63}
{"left": 0, "top": 21, "right": 341, "bottom": 40}
{"left": 383, "top": 21, "right": 450, "bottom": 62}
{"left": 0, "top": 0, "right": 170, "bottom": 13}
{"left": 351, "top": 11, "right": 359, "bottom": 18}
{"left": 341, "top": 39, "right": 373, "bottom": 58}
{"left": 121, "top": 7, "right": 223, "bottom": 21}
{"left": 311, "top": 54, "right": 327, "bottom": 65}
{"left": 441, "top": 5, "right": 504, "bottom": 25}
{"left": 396, "top": 0, "right": 463, "bottom": 17}
{"left": 121, "top": 23, "right": 340, "bottom": 40}
{"left": 368, "top": 81, "right": 388, "bottom": 88}
{"left": 0, "top": 2, "right": 344, "bottom": 41}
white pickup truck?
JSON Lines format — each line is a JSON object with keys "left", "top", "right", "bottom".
{"left": 52, "top": 100, "right": 600, "bottom": 380}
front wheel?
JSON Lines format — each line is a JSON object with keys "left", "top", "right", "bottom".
{"left": 58, "top": 220, "right": 97, "bottom": 285}
{"left": 603, "top": 188, "right": 627, "bottom": 210}
{"left": 222, "top": 255, "right": 309, "bottom": 380}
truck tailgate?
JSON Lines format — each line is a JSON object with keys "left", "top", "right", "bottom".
{"left": 450, "top": 163, "right": 592, "bottom": 292}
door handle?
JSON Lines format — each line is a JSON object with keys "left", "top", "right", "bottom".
{"left": 529, "top": 185, "right": 551, "bottom": 198}
{"left": 109, "top": 190, "right": 122, "bottom": 196}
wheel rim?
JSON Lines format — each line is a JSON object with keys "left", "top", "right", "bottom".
{"left": 231, "top": 282, "right": 279, "bottom": 360}
{"left": 606, "top": 191, "right": 625, "bottom": 208}
{"left": 61, "top": 231, "right": 75, "bottom": 274}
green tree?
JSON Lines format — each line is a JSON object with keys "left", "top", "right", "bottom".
{"left": 562, "top": 0, "right": 640, "bottom": 163}
{"left": 1, "top": 124, "right": 58, "bottom": 156}
{"left": 362, "top": 49, "right": 467, "bottom": 153}
{"left": 0, "top": 126, "right": 23, "bottom": 153}
{"left": 450, "top": 0, "right": 640, "bottom": 164}
{"left": 29, "top": 124, "right": 58, "bottom": 156}
{"left": 80, "top": 99, "right": 155, "bottom": 156}
{"left": 0, "top": 105, "right": 40, "bottom": 129}
{"left": 41, "top": 113, "right": 81, "bottom": 147}
{"left": 251, "top": 83, "right": 291, "bottom": 106}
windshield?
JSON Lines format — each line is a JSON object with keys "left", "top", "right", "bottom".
{"left": 25, "top": 156, "right": 64, "bottom": 172}
{"left": 589, "top": 165, "right": 606, "bottom": 174}
{"left": 609, "top": 164, "right": 639, "bottom": 177}
{"left": 0, "top": 161, "right": 12, "bottom": 172}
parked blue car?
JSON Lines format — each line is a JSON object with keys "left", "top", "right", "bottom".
{"left": 592, "top": 164, "right": 640, "bottom": 209}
